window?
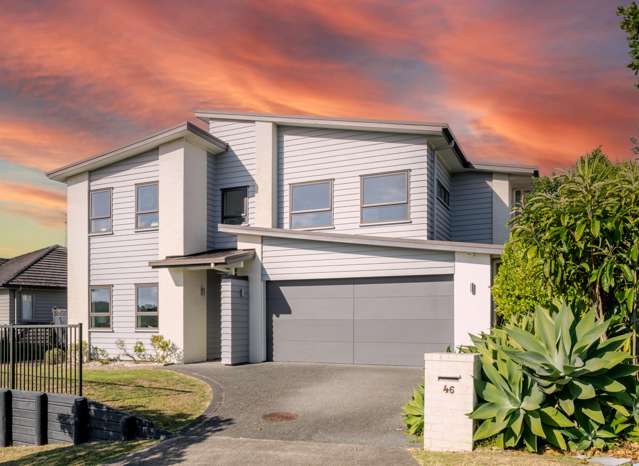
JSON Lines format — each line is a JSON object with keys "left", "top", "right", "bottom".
{"left": 222, "top": 186, "right": 248, "bottom": 225}
{"left": 90, "top": 286, "right": 111, "bottom": 329}
{"left": 361, "top": 171, "right": 409, "bottom": 224}
{"left": 290, "top": 180, "right": 333, "bottom": 229}
{"left": 512, "top": 188, "right": 530, "bottom": 207}
{"left": 21, "top": 293, "right": 33, "bottom": 322}
{"left": 136, "top": 284, "right": 158, "bottom": 330}
{"left": 90, "top": 189, "right": 112, "bottom": 234}
{"left": 136, "top": 183, "right": 159, "bottom": 230}
{"left": 437, "top": 180, "right": 450, "bottom": 208}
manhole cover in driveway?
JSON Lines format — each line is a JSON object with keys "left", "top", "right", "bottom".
{"left": 262, "top": 412, "right": 298, "bottom": 422}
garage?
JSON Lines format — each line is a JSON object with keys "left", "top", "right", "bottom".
{"left": 267, "top": 275, "right": 454, "bottom": 367}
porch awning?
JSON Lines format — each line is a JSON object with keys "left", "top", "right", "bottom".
{"left": 149, "top": 249, "right": 255, "bottom": 273}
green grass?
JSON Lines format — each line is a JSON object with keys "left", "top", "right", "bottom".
{"left": 0, "top": 440, "right": 156, "bottom": 465}
{"left": 412, "top": 448, "right": 586, "bottom": 466}
{"left": 83, "top": 367, "right": 212, "bottom": 432}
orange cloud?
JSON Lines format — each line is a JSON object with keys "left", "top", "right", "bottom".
{"left": 0, "top": 181, "right": 65, "bottom": 229}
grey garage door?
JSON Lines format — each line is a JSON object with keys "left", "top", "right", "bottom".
{"left": 267, "top": 275, "right": 453, "bottom": 367}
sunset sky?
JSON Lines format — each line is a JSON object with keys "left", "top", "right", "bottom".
{"left": 0, "top": 0, "right": 637, "bottom": 257}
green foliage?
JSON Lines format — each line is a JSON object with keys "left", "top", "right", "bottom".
{"left": 618, "top": 1, "right": 639, "bottom": 88}
{"left": 403, "top": 383, "right": 424, "bottom": 437}
{"left": 44, "top": 348, "right": 66, "bottom": 365}
{"left": 492, "top": 242, "right": 552, "bottom": 324}
{"left": 150, "top": 335, "right": 182, "bottom": 364}
{"left": 508, "top": 149, "right": 639, "bottom": 326}
{"left": 470, "top": 301, "right": 639, "bottom": 452}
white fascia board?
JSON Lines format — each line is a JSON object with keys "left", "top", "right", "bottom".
{"left": 218, "top": 225, "right": 503, "bottom": 256}
{"left": 47, "top": 122, "right": 227, "bottom": 182}
{"left": 471, "top": 163, "right": 539, "bottom": 176}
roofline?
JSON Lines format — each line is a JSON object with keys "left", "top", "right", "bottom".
{"left": 218, "top": 225, "right": 503, "bottom": 256}
{"left": 471, "top": 163, "right": 539, "bottom": 177}
{"left": 194, "top": 110, "right": 473, "bottom": 168}
{"left": 46, "top": 122, "right": 228, "bottom": 182}
{"left": 148, "top": 249, "right": 255, "bottom": 269}
{"left": 0, "top": 245, "right": 57, "bottom": 287}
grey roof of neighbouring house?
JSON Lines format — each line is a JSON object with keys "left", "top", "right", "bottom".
{"left": 0, "top": 245, "right": 67, "bottom": 288}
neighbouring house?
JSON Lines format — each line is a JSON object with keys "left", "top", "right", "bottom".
{"left": 0, "top": 245, "right": 67, "bottom": 324}
{"left": 46, "top": 112, "right": 536, "bottom": 366}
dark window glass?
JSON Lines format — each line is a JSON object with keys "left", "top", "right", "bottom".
{"left": 222, "top": 187, "right": 248, "bottom": 225}
{"left": 437, "top": 180, "right": 450, "bottom": 207}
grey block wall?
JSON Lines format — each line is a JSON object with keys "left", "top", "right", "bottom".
{"left": 11, "top": 391, "right": 46, "bottom": 445}
{"left": 221, "top": 277, "right": 249, "bottom": 365}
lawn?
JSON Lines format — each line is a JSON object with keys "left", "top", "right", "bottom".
{"left": 0, "top": 367, "right": 212, "bottom": 465}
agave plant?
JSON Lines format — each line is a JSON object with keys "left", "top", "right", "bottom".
{"left": 403, "top": 384, "right": 424, "bottom": 437}
{"left": 503, "top": 301, "right": 637, "bottom": 421}
{"left": 470, "top": 336, "right": 573, "bottom": 452}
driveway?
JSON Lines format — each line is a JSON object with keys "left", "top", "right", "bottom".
{"left": 120, "top": 362, "right": 422, "bottom": 465}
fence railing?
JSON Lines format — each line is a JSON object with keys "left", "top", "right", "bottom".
{"left": 0, "top": 324, "right": 83, "bottom": 396}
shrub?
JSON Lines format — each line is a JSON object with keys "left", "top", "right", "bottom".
{"left": 89, "top": 345, "right": 111, "bottom": 364}
{"left": 470, "top": 301, "right": 639, "bottom": 452}
{"left": 403, "top": 384, "right": 424, "bottom": 437}
{"left": 150, "top": 335, "right": 182, "bottom": 364}
{"left": 44, "top": 348, "right": 66, "bottom": 365}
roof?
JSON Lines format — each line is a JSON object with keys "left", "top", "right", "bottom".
{"left": 47, "top": 122, "right": 228, "bottom": 182}
{"left": 218, "top": 225, "right": 504, "bottom": 256}
{"left": 149, "top": 249, "right": 255, "bottom": 269}
{"left": 194, "top": 110, "right": 538, "bottom": 175}
{"left": 0, "top": 245, "right": 67, "bottom": 288}
{"left": 471, "top": 162, "right": 539, "bottom": 177}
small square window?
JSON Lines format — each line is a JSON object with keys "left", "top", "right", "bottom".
{"left": 222, "top": 187, "right": 248, "bottom": 225}
{"left": 290, "top": 180, "right": 333, "bottom": 229}
{"left": 90, "top": 189, "right": 112, "bottom": 233}
{"left": 136, "top": 183, "right": 159, "bottom": 230}
{"left": 361, "top": 171, "right": 409, "bottom": 224}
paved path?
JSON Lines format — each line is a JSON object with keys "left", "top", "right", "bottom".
{"left": 118, "top": 362, "right": 421, "bottom": 465}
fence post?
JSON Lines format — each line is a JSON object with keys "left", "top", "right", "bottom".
{"left": 9, "top": 327, "right": 15, "bottom": 391}
{"left": 78, "top": 324, "right": 83, "bottom": 397}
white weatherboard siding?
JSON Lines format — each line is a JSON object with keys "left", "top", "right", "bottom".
{"left": 0, "top": 290, "right": 12, "bottom": 324}
{"left": 220, "top": 277, "right": 249, "bottom": 365}
{"left": 453, "top": 252, "right": 492, "bottom": 347}
{"left": 262, "top": 236, "right": 454, "bottom": 281}
{"left": 89, "top": 149, "right": 159, "bottom": 356}
{"left": 207, "top": 120, "right": 256, "bottom": 249}
{"left": 277, "top": 126, "right": 428, "bottom": 238}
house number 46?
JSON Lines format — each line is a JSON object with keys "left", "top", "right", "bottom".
{"left": 443, "top": 385, "right": 455, "bottom": 394}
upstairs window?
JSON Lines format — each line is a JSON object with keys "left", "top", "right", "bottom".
{"left": 90, "top": 286, "right": 111, "bottom": 329}
{"left": 90, "top": 189, "right": 112, "bottom": 234}
{"left": 437, "top": 180, "right": 450, "bottom": 208}
{"left": 290, "top": 180, "right": 333, "bottom": 229}
{"left": 136, "top": 182, "right": 159, "bottom": 230}
{"left": 512, "top": 188, "right": 530, "bottom": 208}
{"left": 136, "top": 284, "right": 158, "bottom": 330}
{"left": 361, "top": 171, "right": 409, "bottom": 224}
{"left": 222, "top": 186, "right": 248, "bottom": 225}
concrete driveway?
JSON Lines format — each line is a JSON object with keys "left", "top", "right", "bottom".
{"left": 119, "top": 362, "right": 422, "bottom": 465}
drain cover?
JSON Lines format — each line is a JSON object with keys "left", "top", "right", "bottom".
{"left": 262, "top": 412, "right": 298, "bottom": 422}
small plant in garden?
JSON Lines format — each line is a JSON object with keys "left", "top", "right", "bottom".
{"left": 133, "top": 341, "right": 148, "bottom": 361}
{"left": 150, "top": 335, "right": 181, "bottom": 364}
{"left": 403, "top": 383, "right": 424, "bottom": 437}
{"left": 44, "top": 348, "right": 66, "bottom": 365}
{"left": 470, "top": 301, "right": 639, "bottom": 453}
{"left": 89, "top": 345, "right": 111, "bottom": 364}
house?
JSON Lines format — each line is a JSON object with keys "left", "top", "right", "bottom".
{"left": 0, "top": 245, "right": 67, "bottom": 324}
{"left": 47, "top": 112, "right": 536, "bottom": 366}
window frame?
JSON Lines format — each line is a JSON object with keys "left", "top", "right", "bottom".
{"left": 436, "top": 179, "right": 450, "bottom": 209}
{"left": 135, "top": 283, "right": 159, "bottom": 331}
{"left": 360, "top": 170, "right": 410, "bottom": 225}
{"left": 89, "top": 188, "right": 113, "bottom": 235}
{"left": 135, "top": 182, "right": 159, "bottom": 231}
{"left": 289, "top": 179, "right": 334, "bottom": 230}
{"left": 89, "top": 285, "right": 112, "bottom": 330}
{"left": 221, "top": 186, "right": 249, "bottom": 225}
{"left": 20, "top": 293, "right": 34, "bottom": 322}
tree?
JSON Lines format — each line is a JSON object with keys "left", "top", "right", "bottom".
{"left": 496, "top": 149, "right": 639, "bottom": 327}
{"left": 618, "top": 1, "right": 639, "bottom": 88}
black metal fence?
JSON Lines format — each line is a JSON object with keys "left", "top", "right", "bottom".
{"left": 0, "top": 324, "right": 83, "bottom": 396}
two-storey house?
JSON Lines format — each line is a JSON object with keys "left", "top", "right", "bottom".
{"left": 47, "top": 112, "right": 536, "bottom": 366}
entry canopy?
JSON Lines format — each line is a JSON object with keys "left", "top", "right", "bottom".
{"left": 149, "top": 249, "right": 255, "bottom": 274}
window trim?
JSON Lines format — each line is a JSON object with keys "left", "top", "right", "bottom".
{"left": 135, "top": 182, "right": 159, "bottom": 231}
{"left": 221, "top": 186, "right": 249, "bottom": 225}
{"left": 89, "top": 188, "right": 113, "bottom": 235}
{"left": 289, "top": 179, "right": 334, "bottom": 230}
{"left": 436, "top": 179, "right": 450, "bottom": 209}
{"left": 89, "top": 285, "right": 112, "bottom": 330}
{"left": 135, "top": 283, "right": 159, "bottom": 331}
{"left": 360, "top": 170, "right": 410, "bottom": 225}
